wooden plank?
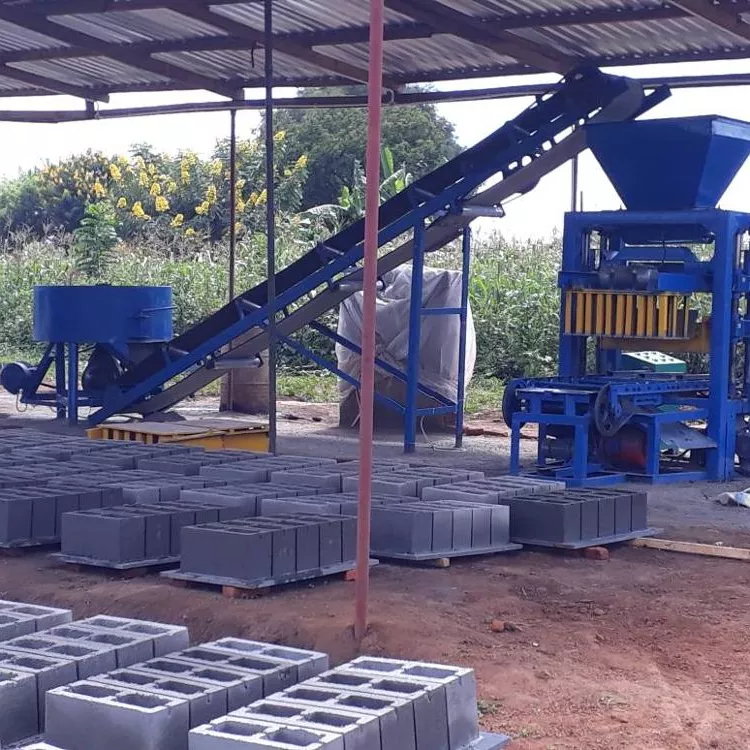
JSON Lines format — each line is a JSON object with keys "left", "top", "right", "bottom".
{"left": 631, "top": 537, "right": 750, "bottom": 561}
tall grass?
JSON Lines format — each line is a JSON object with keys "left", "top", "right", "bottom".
{"left": 0, "top": 231, "right": 562, "bottom": 382}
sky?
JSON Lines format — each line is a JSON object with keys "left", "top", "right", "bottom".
{"left": 3, "top": 59, "right": 750, "bottom": 239}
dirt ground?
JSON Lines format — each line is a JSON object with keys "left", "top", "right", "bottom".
{"left": 1, "top": 399, "right": 750, "bottom": 749}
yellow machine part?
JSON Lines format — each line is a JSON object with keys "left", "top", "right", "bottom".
{"left": 563, "top": 291, "right": 691, "bottom": 340}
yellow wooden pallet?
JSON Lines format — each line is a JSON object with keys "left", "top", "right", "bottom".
{"left": 87, "top": 419, "right": 269, "bottom": 452}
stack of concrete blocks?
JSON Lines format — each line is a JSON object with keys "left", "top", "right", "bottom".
{"left": 341, "top": 468, "right": 486, "bottom": 498}
{"left": 180, "top": 485, "right": 326, "bottom": 517}
{"left": 175, "top": 514, "right": 357, "bottom": 587}
{"left": 0, "top": 601, "right": 72, "bottom": 641}
{"left": 189, "top": 656, "right": 508, "bottom": 750}
{"left": 259, "top": 493, "right": 393, "bottom": 517}
{"left": 494, "top": 487, "right": 650, "bottom": 547}
{"left": 136, "top": 452, "right": 261, "bottom": 477}
{"left": 422, "top": 476, "right": 566, "bottom": 505}
{"left": 59, "top": 501, "right": 251, "bottom": 567}
{"left": 0, "top": 616, "right": 189, "bottom": 744}
{"left": 44, "top": 639, "right": 329, "bottom": 750}
{"left": 200, "top": 457, "right": 339, "bottom": 484}
{"left": 368, "top": 500, "right": 519, "bottom": 560}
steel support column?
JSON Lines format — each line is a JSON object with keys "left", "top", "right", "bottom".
{"left": 265, "top": 0, "right": 278, "bottom": 455}
{"left": 455, "top": 227, "right": 472, "bottom": 448}
{"left": 355, "top": 0, "right": 385, "bottom": 642}
{"left": 227, "top": 107, "right": 238, "bottom": 411}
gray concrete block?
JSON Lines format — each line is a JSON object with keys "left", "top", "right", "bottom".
{"left": 45, "top": 680, "right": 190, "bottom": 750}
{"left": 0, "top": 610, "right": 39, "bottom": 641}
{"left": 174, "top": 647, "right": 298, "bottom": 696}
{"left": 6, "top": 634, "right": 118, "bottom": 679}
{"left": 631, "top": 491, "right": 648, "bottom": 531}
{"left": 0, "top": 667, "right": 38, "bottom": 745}
{"left": 205, "top": 640, "right": 328, "bottom": 682}
{"left": 61, "top": 510, "right": 147, "bottom": 562}
{"left": 0, "top": 496, "right": 32, "bottom": 544}
{"left": 305, "top": 670, "right": 451, "bottom": 750}
{"left": 0, "top": 648, "right": 78, "bottom": 728}
{"left": 342, "top": 658, "right": 478, "bottom": 750}
{"left": 614, "top": 493, "right": 633, "bottom": 534}
{"left": 135, "top": 658, "right": 263, "bottom": 710}
{"left": 93, "top": 669, "right": 229, "bottom": 727}
{"left": 0, "top": 601, "right": 72, "bottom": 631}
{"left": 189, "top": 716, "right": 343, "bottom": 750}
{"left": 342, "top": 474, "right": 419, "bottom": 497}
{"left": 270, "top": 471, "right": 342, "bottom": 493}
{"left": 232, "top": 701, "right": 380, "bottom": 750}
{"left": 45, "top": 625, "right": 154, "bottom": 668}
{"left": 77, "top": 617, "right": 190, "bottom": 657}
{"left": 273, "top": 684, "right": 416, "bottom": 750}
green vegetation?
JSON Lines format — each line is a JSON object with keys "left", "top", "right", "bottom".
{"left": 0, "top": 116, "right": 561, "bottom": 415}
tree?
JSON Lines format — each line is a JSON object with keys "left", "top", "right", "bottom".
{"left": 272, "top": 87, "right": 460, "bottom": 209}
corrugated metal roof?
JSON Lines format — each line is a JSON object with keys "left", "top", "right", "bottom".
{"left": 0, "top": 0, "right": 748, "bottom": 99}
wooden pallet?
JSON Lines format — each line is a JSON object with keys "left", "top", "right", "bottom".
{"left": 162, "top": 560, "right": 377, "bottom": 599}
{"left": 374, "top": 542, "right": 522, "bottom": 568}
{"left": 0, "top": 540, "right": 59, "bottom": 557}
{"left": 51, "top": 553, "right": 181, "bottom": 578}
{"left": 511, "top": 527, "right": 662, "bottom": 551}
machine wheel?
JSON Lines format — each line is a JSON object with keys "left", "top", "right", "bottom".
{"left": 594, "top": 384, "right": 630, "bottom": 437}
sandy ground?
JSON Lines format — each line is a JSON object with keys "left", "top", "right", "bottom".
{"left": 1, "top": 396, "right": 750, "bottom": 749}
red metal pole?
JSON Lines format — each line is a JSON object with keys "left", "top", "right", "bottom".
{"left": 354, "top": 0, "right": 385, "bottom": 641}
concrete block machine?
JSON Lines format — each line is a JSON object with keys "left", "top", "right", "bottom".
{"left": 504, "top": 116, "right": 750, "bottom": 485}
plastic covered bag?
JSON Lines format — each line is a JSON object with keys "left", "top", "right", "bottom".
{"left": 336, "top": 266, "right": 476, "bottom": 402}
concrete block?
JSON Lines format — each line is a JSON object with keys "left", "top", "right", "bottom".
{"left": 270, "top": 471, "right": 342, "bottom": 493}
{"left": 305, "top": 670, "right": 451, "bottom": 750}
{"left": 340, "top": 658, "right": 478, "bottom": 750}
{"left": 614, "top": 493, "right": 633, "bottom": 534}
{"left": 77, "top": 617, "right": 190, "bottom": 656}
{"left": 205, "top": 640, "right": 328, "bottom": 681}
{"left": 272, "top": 684, "right": 416, "bottom": 750}
{"left": 0, "top": 610, "right": 39, "bottom": 641}
{"left": 631, "top": 491, "right": 648, "bottom": 531}
{"left": 0, "top": 667, "right": 38, "bottom": 745}
{"left": 45, "top": 624, "right": 154, "bottom": 668}
{"left": 342, "top": 474, "right": 419, "bottom": 497}
{"left": 136, "top": 658, "right": 263, "bottom": 710}
{"left": 61, "top": 510, "right": 146, "bottom": 562}
{"left": 181, "top": 524, "right": 274, "bottom": 582}
{"left": 174, "top": 647, "right": 298, "bottom": 696}
{"left": 0, "top": 600, "right": 72, "bottom": 631}
{"left": 6, "top": 634, "right": 118, "bottom": 679}
{"left": 0, "top": 647, "right": 78, "bottom": 727}
{"left": 0, "top": 496, "right": 32, "bottom": 544}
{"left": 188, "top": 716, "right": 343, "bottom": 750}
{"left": 231, "top": 701, "right": 380, "bottom": 750}
{"left": 45, "top": 680, "right": 190, "bottom": 750}
{"left": 93, "top": 669, "right": 229, "bottom": 727}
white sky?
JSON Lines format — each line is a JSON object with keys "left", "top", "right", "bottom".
{"left": 3, "top": 59, "right": 750, "bottom": 238}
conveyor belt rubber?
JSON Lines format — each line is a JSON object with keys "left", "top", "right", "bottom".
{"left": 89, "top": 67, "right": 666, "bottom": 425}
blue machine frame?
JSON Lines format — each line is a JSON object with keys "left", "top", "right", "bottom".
{"left": 508, "top": 207, "right": 750, "bottom": 485}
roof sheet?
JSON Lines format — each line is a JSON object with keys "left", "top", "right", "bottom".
{"left": 0, "top": 0, "right": 748, "bottom": 99}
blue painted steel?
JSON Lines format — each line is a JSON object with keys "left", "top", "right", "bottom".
{"left": 513, "top": 201, "right": 750, "bottom": 484}
{"left": 54, "top": 343, "right": 66, "bottom": 420}
{"left": 405, "top": 221, "right": 426, "bottom": 453}
{"left": 34, "top": 285, "right": 173, "bottom": 348}
{"left": 455, "top": 228, "right": 472, "bottom": 449}
{"left": 67, "top": 342, "right": 78, "bottom": 426}
{"left": 422, "top": 308, "right": 462, "bottom": 316}
{"left": 586, "top": 116, "right": 750, "bottom": 211}
{"left": 88, "top": 66, "right": 653, "bottom": 427}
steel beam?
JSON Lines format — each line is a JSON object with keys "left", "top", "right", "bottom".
{"left": 384, "top": 0, "right": 575, "bottom": 73}
{"left": 0, "top": 4, "right": 242, "bottom": 99}
{"left": 672, "top": 0, "right": 750, "bottom": 43}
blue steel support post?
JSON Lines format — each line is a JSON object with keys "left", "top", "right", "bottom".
{"left": 706, "top": 214, "right": 735, "bottom": 480}
{"left": 67, "top": 342, "right": 78, "bottom": 426}
{"left": 455, "top": 227, "right": 471, "bottom": 448}
{"left": 55, "top": 343, "right": 66, "bottom": 420}
{"left": 405, "top": 220, "right": 426, "bottom": 453}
